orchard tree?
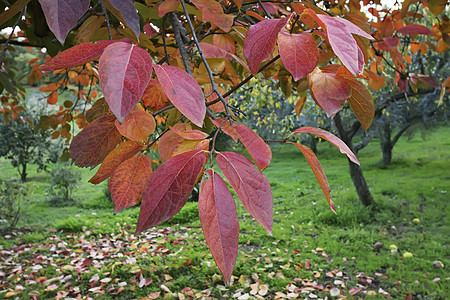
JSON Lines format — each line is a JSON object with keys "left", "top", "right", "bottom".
{"left": 1, "top": 0, "right": 448, "bottom": 281}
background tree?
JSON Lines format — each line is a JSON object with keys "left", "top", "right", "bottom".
{"left": 0, "top": 0, "right": 448, "bottom": 281}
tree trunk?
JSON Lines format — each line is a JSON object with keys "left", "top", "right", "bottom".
{"left": 20, "top": 163, "right": 27, "bottom": 182}
{"left": 379, "top": 119, "right": 393, "bottom": 166}
{"left": 333, "top": 113, "right": 376, "bottom": 208}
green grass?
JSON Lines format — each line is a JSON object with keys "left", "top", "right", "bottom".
{"left": 0, "top": 126, "right": 449, "bottom": 299}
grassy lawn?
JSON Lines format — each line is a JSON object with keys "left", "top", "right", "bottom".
{"left": 0, "top": 126, "right": 449, "bottom": 299}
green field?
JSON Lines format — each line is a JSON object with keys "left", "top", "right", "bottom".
{"left": 0, "top": 126, "right": 449, "bottom": 299}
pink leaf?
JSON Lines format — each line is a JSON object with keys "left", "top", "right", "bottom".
{"left": 291, "top": 143, "right": 335, "bottom": 213}
{"left": 278, "top": 30, "right": 319, "bottom": 80}
{"left": 41, "top": 40, "right": 119, "bottom": 71}
{"left": 308, "top": 67, "right": 351, "bottom": 117}
{"left": 153, "top": 65, "right": 206, "bottom": 127}
{"left": 349, "top": 287, "right": 362, "bottom": 295}
{"left": 232, "top": 124, "right": 271, "bottom": 171}
{"left": 397, "top": 24, "right": 431, "bottom": 35}
{"left": 99, "top": 42, "right": 153, "bottom": 123}
{"left": 199, "top": 169, "right": 239, "bottom": 283}
{"left": 217, "top": 152, "right": 273, "bottom": 235}
{"left": 38, "top": 0, "right": 90, "bottom": 43}
{"left": 244, "top": 16, "right": 290, "bottom": 75}
{"left": 109, "top": 155, "right": 153, "bottom": 213}
{"left": 291, "top": 127, "right": 359, "bottom": 165}
{"left": 317, "top": 14, "right": 373, "bottom": 76}
{"left": 136, "top": 150, "right": 207, "bottom": 233}
{"left": 200, "top": 42, "right": 249, "bottom": 70}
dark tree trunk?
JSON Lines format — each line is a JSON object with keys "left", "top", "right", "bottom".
{"left": 333, "top": 113, "right": 376, "bottom": 208}
{"left": 20, "top": 163, "right": 27, "bottom": 182}
{"left": 379, "top": 121, "right": 393, "bottom": 166}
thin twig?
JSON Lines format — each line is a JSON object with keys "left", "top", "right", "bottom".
{"left": 152, "top": 54, "right": 281, "bottom": 116}
{"left": 100, "top": 1, "right": 112, "bottom": 40}
{"left": 1, "top": 6, "right": 26, "bottom": 68}
{"left": 180, "top": 0, "right": 233, "bottom": 122}
{"left": 145, "top": 115, "right": 184, "bottom": 151}
{"left": 161, "top": 16, "right": 170, "bottom": 65}
{"left": 168, "top": 12, "right": 192, "bottom": 75}
{"left": 257, "top": 0, "right": 272, "bottom": 18}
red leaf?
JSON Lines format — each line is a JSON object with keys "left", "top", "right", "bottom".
{"left": 244, "top": 17, "right": 290, "bottom": 75}
{"left": 136, "top": 150, "right": 207, "bottom": 233}
{"left": 192, "top": 0, "right": 234, "bottom": 32}
{"left": 158, "top": 0, "right": 179, "bottom": 17}
{"left": 38, "top": 0, "right": 90, "bottom": 43}
{"left": 41, "top": 40, "right": 118, "bottom": 71}
{"left": 70, "top": 115, "right": 122, "bottom": 168}
{"left": 142, "top": 79, "right": 170, "bottom": 111}
{"left": 317, "top": 14, "right": 373, "bottom": 75}
{"left": 278, "top": 30, "right": 319, "bottom": 80}
{"left": 232, "top": 124, "right": 271, "bottom": 171}
{"left": 291, "top": 127, "right": 360, "bottom": 165}
{"left": 308, "top": 67, "right": 351, "bottom": 117}
{"left": 115, "top": 110, "right": 156, "bottom": 141}
{"left": 217, "top": 152, "right": 272, "bottom": 235}
{"left": 153, "top": 65, "right": 206, "bottom": 127}
{"left": 345, "top": 78, "right": 374, "bottom": 131}
{"left": 103, "top": 0, "right": 140, "bottom": 39}
{"left": 397, "top": 24, "right": 431, "bottom": 35}
{"left": 291, "top": 143, "right": 335, "bottom": 214}
{"left": 89, "top": 141, "right": 143, "bottom": 184}
{"left": 143, "top": 24, "right": 158, "bottom": 38}
{"left": 99, "top": 42, "right": 153, "bottom": 122}
{"left": 109, "top": 155, "right": 153, "bottom": 213}
{"left": 199, "top": 169, "right": 239, "bottom": 282}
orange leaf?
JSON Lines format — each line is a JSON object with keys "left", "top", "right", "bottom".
{"left": 115, "top": 110, "right": 156, "bottom": 141}
{"left": 109, "top": 155, "right": 153, "bottom": 213}
{"left": 47, "top": 92, "right": 58, "bottom": 105}
{"left": 89, "top": 141, "right": 143, "bottom": 184}
{"left": 192, "top": 0, "right": 234, "bottom": 32}
{"left": 290, "top": 143, "right": 335, "bottom": 213}
{"left": 345, "top": 78, "right": 374, "bottom": 130}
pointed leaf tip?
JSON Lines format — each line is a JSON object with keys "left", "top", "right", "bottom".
{"left": 217, "top": 152, "right": 273, "bottom": 235}
{"left": 199, "top": 170, "right": 239, "bottom": 282}
{"left": 291, "top": 127, "right": 359, "bottom": 165}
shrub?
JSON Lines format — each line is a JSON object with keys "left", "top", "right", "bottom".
{"left": 0, "top": 180, "right": 27, "bottom": 232}
{"left": 47, "top": 164, "right": 81, "bottom": 206}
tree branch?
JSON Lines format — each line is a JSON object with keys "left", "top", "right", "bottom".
{"left": 1, "top": 5, "right": 26, "bottom": 68}
{"left": 180, "top": 0, "right": 232, "bottom": 122}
